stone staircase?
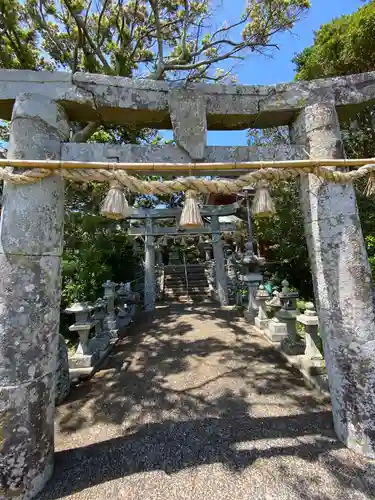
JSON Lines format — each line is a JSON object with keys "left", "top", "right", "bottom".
{"left": 163, "top": 264, "right": 210, "bottom": 301}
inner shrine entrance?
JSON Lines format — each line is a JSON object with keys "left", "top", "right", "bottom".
{"left": 128, "top": 203, "right": 239, "bottom": 309}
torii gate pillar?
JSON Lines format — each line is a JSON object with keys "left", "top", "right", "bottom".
{"left": 211, "top": 215, "right": 229, "bottom": 306}
{"left": 144, "top": 218, "right": 156, "bottom": 311}
{"left": 0, "top": 94, "right": 69, "bottom": 497}
{"left": 290, "top": 90, "right": 375, "bottom": 458}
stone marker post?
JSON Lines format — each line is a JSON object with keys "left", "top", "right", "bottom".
{"left": 290, "top": 90, "right": 375, "bottom": 458}
{"left": 211, "top": 215, "right": 229, "bottom": 306}
{"left": 0, "top": 94, "right": 69, "bottom": 498}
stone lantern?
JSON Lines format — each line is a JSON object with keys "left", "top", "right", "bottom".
{"left": 265, "top": 290, "right": 287, "bottom": 342}
{"left": 116, "top": 282, "right": 132, "bottom": 329}
{"left": 64, "top": 301, "right": 93, "bottom": 324}
{"left": 255, "top": 284, "right": 269, "bottom": 330}
{"left": 297, "top": 302, "right": 325, "bottom": 374}
{"left": 103, "top": 280, "right": 117, "bottom": 313}
{"left": 278, "top": 280, "right": 304, "bottom": 355}
{"left": 102, "top": 280, "right": 118, "bottom": 340}
{"left": 64, "top": 302, "right": 98, "bottom": 368}
{"left": 93, "top": 298, "right": 107, "bottom": 332}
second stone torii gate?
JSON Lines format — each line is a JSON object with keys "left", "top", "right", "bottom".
{"left": 128, "top": 205, "right": 238, "bottom": 310}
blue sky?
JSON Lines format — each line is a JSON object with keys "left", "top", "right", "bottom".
{"left": 163, "top": 0, "right": 364, "bottom": 146}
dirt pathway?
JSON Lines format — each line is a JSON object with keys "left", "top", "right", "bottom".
{"left": 38, "top": 303, "right": 375, "bottom": 500}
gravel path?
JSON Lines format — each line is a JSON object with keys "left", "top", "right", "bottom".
{"left": 38, "top": 303, "right": 375, "bottom": 500}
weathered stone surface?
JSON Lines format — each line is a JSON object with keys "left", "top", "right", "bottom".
{"left": 55, "top": 335, "right": 70, "bottom": 405}
{"left": 168, "top": 89, "right": 207, "bottom": 160}
{"left": 290, "top": 96, "right": 375, "bottom": 458}
{"left": 62, "top": 143, "right": 306, "bottom": 177}
{"left": 0, "top": 254, "right": 61, "bottom": 385}
{"left": 0, "top": 93, "right": 69, "bottom": 499}
{"left": 0, "top": 69, "right": 375, "bottom": 127}
{"left": 0, "top": 372, "right": 55, "bottom": 499}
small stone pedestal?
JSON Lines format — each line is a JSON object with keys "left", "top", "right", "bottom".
{"left": 265, "top": 290, "right": 288, "bottom": 343}
{"left": 68, "top": 320, "right": 99, "bottom": 369}
{"left": 255, "top": 284, "right": 269, "bottom": 330}
{"left": 297, "top": 302, "right": 325, "bottom": 375}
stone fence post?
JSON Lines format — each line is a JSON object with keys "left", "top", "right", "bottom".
{"left": 290, "top": 89, "right": 375, "bottom": 458}
{"left": 0, "top": 94, "right": 69, "bottom": 498}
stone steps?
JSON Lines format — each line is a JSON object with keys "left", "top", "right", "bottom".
{"left": 165, "top": 279, "right": 208, "bottom": 286}
{"left": 163, "top": 263, "right": 209, "bottom": 299}
{"left": 165, "top": 289, "right": 209, "bottom": 294}
{"left": 164, "top": 273, "right": 207, "bottom": 279}
{"left": 164, "top": 295, "right": 210, "bottom": 300}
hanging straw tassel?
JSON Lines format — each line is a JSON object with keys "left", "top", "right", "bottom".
{"left": 101, "top": 180, "right": 133, "bottom": 220}
{"left": 179, "top": 190, "right": 203, "bottom": 229}
{"left": 159, "top": 235, "right": 168, "bottom": 246}
{"left": 365, "top": 171, "right": 375, "bottom": 197}
{"left": 251, "top": 181, "right": 276, "bottom": 218}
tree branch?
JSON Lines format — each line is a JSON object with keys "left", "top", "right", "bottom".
{"left": 36, "top": 0, "right": 72, "bottom": 59}
{"left": 72, "top": 121, "right": 99, "bottom": 142}
{"left": 62, "top": 0, "right": 112, "bottom": 73}
{"left": 164, "top": 44, "right": 245, "bottom": 72}
{"left": 148, "top": 0, "right": 164, "bottom": 78}
{"left": 96, "top": 0, "right": 109, "bottom": 45}
{"left": 181, "top": 0, "right": 189, "bottom": 59}
{"left": 210, "top": 12, "right": 251, "bottom": 39}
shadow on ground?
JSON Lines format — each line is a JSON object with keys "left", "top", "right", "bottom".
{"left": 38, "top": 303, "right": 375, "bottom": 500}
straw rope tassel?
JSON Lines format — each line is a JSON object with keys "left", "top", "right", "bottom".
{"left": 365, "top": 171, "right": 375, "bottom": 197}
{"left": 101, "top": 180, "right": 133, "bottom": 219}
{"left": 252, "top": 182, "right": 276, "bottom": 218}
{"left": 179, "top": 190, "right": 203, "bottom": 229}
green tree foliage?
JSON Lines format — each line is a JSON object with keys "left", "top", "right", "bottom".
{"left": 246, "top": 1, "right": 375, "bottom": 299}
{"left": 293, "top": 1, "right": 375, "bottom": 79}
{"left": 0, "top": 0, "right": 311, "bottom": 306}
{"left": 247, "top": 128, "right": 312, "bottom": 298}
{"left": 62, "top": 212, "right": 137, "bottom": 307}
{"left": 293, "top": 0, "right": 375, "bottom": 279}
{"left": 2, "top": 0, "right": 310, "bottom": 79}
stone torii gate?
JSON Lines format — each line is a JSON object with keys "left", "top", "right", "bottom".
{"left": 1, "top": 70, "right": 375, "bottom": 498}
{"left": 128, "top": 205, "right": 237, "bottom": 310}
